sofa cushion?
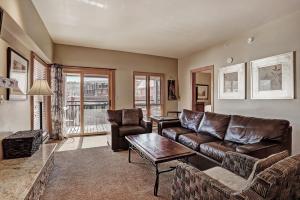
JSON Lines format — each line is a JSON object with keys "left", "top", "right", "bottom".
{"left": 122, "top": 109, "right": 140, "bottom": 125}
{"left": 178, "top": 133, "right": 218, "bottom": 151}
{"left": 162, "top": 127, "right": 191, "bottom": 141}
{"left": 119, "top": 126, "right": 146, "bottom": 137}
{"left": 198, "top": 112, "right": 231, "bottom": 140}
{"left": 236, "top": 142, "right": 280, "bottom": 155}
{"left": 225, "top": 115, "right": 290, "bottom": 144}
{"left": 180, "top": 109, "right": 204, "bottom": 132}
{"left": 107, "top": 109, "right": 122, "bottom": 125}
{"left": 200, "top": 141, "right": 239, "bottom": 162}
{"left": 247, "top": 150, "right": 288, "bottom": 182}
{"left": 204, "top": 167, "right": 247, "bottom": 192}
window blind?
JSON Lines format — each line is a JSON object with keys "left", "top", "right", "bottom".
{"left": 33, "top": 59, "right": 47, "bottom": 130}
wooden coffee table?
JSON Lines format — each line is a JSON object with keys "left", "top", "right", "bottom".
{"left": 125, "top": 133, "right": 195, "bottom": 196}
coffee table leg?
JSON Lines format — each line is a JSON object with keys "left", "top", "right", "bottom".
{"left": 154, "top": 164, "right": 159, "bottom": 196}
{"left": 128, "top": 145, "right": 131, "bottom": 163}
{"left": 154, "top": 165, "right": 176, "bottom": 196}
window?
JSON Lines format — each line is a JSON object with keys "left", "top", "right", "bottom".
{"left": 133, "top": 72, "right": 164, "bottom": 117}
{"left": 30, "top": 53, "right": 50, "bottom": 131}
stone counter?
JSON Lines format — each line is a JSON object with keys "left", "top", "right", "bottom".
{"left": 0, "top": 144, "right": 57, "bottom": 200}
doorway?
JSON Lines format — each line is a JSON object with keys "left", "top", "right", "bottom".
{"left": 63, "top": 67, "right": 115, "bottom": 137}
{"left": 133, "top": 72, "right": 164, "bottom": 117}
{"left": 191, "top": 66, "right": 214, "bottom": 112}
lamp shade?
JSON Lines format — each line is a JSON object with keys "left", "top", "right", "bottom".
{"left": 27, "top": 79, "right": 53, "bottom": 96}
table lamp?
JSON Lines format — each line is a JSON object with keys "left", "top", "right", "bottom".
{"left": 27, "top": 79, "right": 53, "bottom": 130}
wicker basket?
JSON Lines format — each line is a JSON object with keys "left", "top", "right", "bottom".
{"left": 2, "top": 130, "right": 43, "bottom": 159}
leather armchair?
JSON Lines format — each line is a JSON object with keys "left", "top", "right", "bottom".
{"left": 107, "top": 108, "right": 152, "bottom": 151}
{"left": 140, "top": 119, "right": 152, "bottom": 133}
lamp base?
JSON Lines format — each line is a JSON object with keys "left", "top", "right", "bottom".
{"left": 39, "top": 101, "right": 43, "bottom": 130}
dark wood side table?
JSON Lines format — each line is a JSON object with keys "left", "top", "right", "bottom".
{"left": 167, "top": 111, "right": 181, "bottom": 117}
{"left": 150, "top": 116, "right": 179, "bottom": 134}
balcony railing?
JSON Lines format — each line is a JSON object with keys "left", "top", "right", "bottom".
{"left": 134, "top": 100, "right": 162, "bottom": 117}
{"left": 64, "top": 100, "right": 109, "bottom": 136}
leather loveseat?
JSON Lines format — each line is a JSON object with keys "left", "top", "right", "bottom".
{"left": 107, "top": 108, "right": 152, "bottom": 151}
{"left": 159, "top": 109, "right": 292, "bottom": 169}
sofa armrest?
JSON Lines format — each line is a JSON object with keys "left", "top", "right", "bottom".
{"left": 158, "top": 120, "right": 181, "bottom": 134}
{"left": 236, "top": 141, "right": 284, "bottom": 159}
{"left": 140, "top": 119, "right": 152, "bottom": 133}
{"left": 221, "top": 151, "right": 258, "bottom": 179}
{"left": 231, "top": 191, "right": 265, "bottom": 200}
{"left": 107, "top": 121, "right": 120, "bottom": 151}
{"left": 172, "top": 162, "right": 235, "bottom": 200}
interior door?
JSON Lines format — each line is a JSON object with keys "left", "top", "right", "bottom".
{"left": 63, "top": 68, "right": 115, "bottom": 137}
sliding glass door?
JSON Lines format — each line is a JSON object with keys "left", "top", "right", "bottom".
{"left": 63, "top": 68, "right": 115, "bottom": 137}
{"left": 64, "top": 73, "right": 81, "bottom": 134}
{"left": 134, "top": 72, "right": 164, "bottom": 117}
{"left": 83, "top": 74, "right": 109, "bottom": 134}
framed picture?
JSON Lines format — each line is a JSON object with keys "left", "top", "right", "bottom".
{"left": 7, "top": 47, "right": 28, "bottom": 100}
{"left": 196, "top": 84, "right": 209, "bottom": 101}
{"left": 218, "top": 63, "right": 246, "bottom": 99}
{"left": 168, "top": 80, "right": 177, "bottom": 100}
{"left": 250, "top": 52, "right": 294, "bottom": 99}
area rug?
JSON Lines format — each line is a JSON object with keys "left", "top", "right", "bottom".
{"left": 41, "top": 146, "right": 175, "bottom": 200}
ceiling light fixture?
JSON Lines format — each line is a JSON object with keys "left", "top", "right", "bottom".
{"left": 227, "top": 57, "right": 233, "bottom": 64}
{"left": 248, "top": 37, "right": 254, "bottom": 44}
{"left": 77, "top": 0, "right": 105, "bottom": 8}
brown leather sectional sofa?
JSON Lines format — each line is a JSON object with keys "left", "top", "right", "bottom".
{"left": 107, "top": 108, "right": 152, "bottom": 151}
{"left": 159, "top": 109, "right": 292, "bottom": 168}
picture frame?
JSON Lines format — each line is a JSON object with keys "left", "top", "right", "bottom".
{"left": 196, "top": 84, "right": 209, "bottom": 101}
{"left": 250, "top": 52, "right": 294, "bottom": 99}
{"left": 168, "top": 80, "right": 177, "bottom": 100}
{"left": 7, "top": 47, "right": 28, "bottom": 100}
{"left": 218, "top": 63, "right": 246, "bottom": 99}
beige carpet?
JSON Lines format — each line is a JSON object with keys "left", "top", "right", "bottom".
{"left": 41, "top": 146, "right": 175, "bottom": 200}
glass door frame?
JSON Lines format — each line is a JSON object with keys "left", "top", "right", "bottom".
{"left": 133, "top": 71, "right": 165, "bottom": 117}
{"left": 63, "top": 66, "right": 115, "bottom": 136}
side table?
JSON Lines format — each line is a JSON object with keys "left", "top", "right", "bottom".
{"left": 150, "top": 116, "right": 179, "bottom": 134}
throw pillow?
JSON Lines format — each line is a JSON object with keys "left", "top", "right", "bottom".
{"left": 122, "top": 109, "right": 140, "bottom": 125}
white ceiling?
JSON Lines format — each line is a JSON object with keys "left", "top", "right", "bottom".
{"left": 32, "top": 0, "right": 300, "bottom": 58}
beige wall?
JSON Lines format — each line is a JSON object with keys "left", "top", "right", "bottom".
{"left": 0, "top": 0, "right": 53, "bottom": 133}
{"left": 0, "top": 0, "right": 53, "bottom": 61}
{"left": 54, "top": 44, "right": 178, "bottom": 113}
{"left": 178, "top": 10, "right": 300, "bottom": 154}
{"left": 0, "top": 38, "right": 31, "bottom": 132}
